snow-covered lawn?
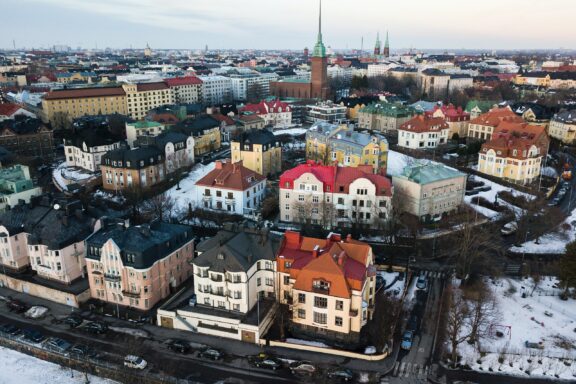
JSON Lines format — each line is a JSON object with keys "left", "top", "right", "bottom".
{"left": 378, "top": 271, "right": 406, "bottom": 298}
{"left": 272, "top": 127, "right": 307, "bottom": 136}
{"left": 0, "top": 346, "right": 117, "bottom": 384}
{"left": 510, "top": 207, "right": 576, "bottom": 255}
{"left": 285, "top": 338, "right": 330, "bottom": 348}
{"left": 52, "top": 162, "right": 98, "bottom": 191}
{"left": 165, "top": 162, "right": 215, "bottom": 218}
{"left": 386, "top": 150, "right": 426, "bottom": 177}
{"left": 93, "top": 190, "right": 126, "bottom": 205}
{"left": 454, "top": 276, "right": 576, "bottom": 380}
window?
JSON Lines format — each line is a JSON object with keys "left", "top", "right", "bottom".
{"left": 257, "top": 278, "right": 261, "bottom": 286}
{"left": 313, "top": 312, "right": 327, "bottom": 325}
{"left": 335, "top": 316, "right": 343, "bottom": 326}
{"left": 314, "top": 296, "right": 328, "bottom": 308}
{"left": 265, "top": 278, "right": 273, "bottom": 286}
{"left": 336, "top": 300, "right": 343, "bottom": 310}
{"left": 312, "top": 195, "right": 319, "bottom": 203}
{"left": 283, "top": 275, "right": 290, "bottom": 285}
{"left": 284, "top": 261, "right": 292, "bottom": 268}
{"left": 298, "top": 293, "right": 306, "bottom": 304}
{"left": 298, "top": 309, "right": 306, "bottom": 319}
{"left": 313, "top": 280, "right": 330, "bottom": 291}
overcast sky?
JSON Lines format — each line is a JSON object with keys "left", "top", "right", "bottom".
{"left": 1, "top": 0, "right": 575, "bottom": 51}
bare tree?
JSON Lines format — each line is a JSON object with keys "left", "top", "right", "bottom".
{"left": 445, "top": 285, "right": 471, "bottom": 367}
{"left": 141, "top": 192, "right": 177, "bottom": 221}
{"left": 463, "top": 279, "right": 500, "bottom": 345}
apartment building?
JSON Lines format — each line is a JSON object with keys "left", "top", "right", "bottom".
{"left": 467, "top": 107, "right": 524, "bottom": 141}
{"left": 306, "top": 122, "right": 388, "bottom": 174}
{"left": 231, "top": 129, "right": 282, "bottom": 177}
{"left": 125, "top": 121, "right": 168, "bottom": 147}
{"left": 172, "top": 116, "right": 222, "bottom": 157}
{"left": 0, "top": 165, "right": 42, "bottom": 211}
{"left": 64, "top": 126, "right": 124, "bottom": 172}
{"left": 478, "top": 122, "right": 549, "bottom": 185}
{"left": 277, "top": 231, "right": 376, "bottom": 344}
{"left": 238, "top": 100, "right": 292, "bottom": 128}
{"left": 398, "top": 115, "right": 450, "bottom": 150}
{"left": 306, "top": 101, "right": 347, "bottom": 124}
{"left": 549, "top": 110, "right": 576, "bottom": 144}
{"left": 101, "top": 147, "right": 165, "bottom": 192}
{"left": 419, "top": 69, "right": 450, "bottom": 99}
{"left": 195, "top": 160, "right": 266, "bottom": 217}
{"left": 357, "top": 102, "right": 416, "bottom": 133}
{"left": 0, "top": 118, "right": 54, "bottom": 159}
{"left": 198, "top": 75, "right": 232, "bottom": 106}
{"left": 85, "top": 220, "right": 194, "bottom": 311}
{"left": 134, "top": 131, "right": 195, "bottom": 174}
{"left": 230, "top": 73, "right": 279, "bottom": 101}
{"left": 425, "top": 104, "right": 470, "bottom": 138}
{"left": 279, "top": 161, "right": 392, "bottom": 229}
{"left": 122, "top": 82, "right": 173, "bottom": 120}
{"left": 392, "top": 162, "right": 466, "bottom": 222}
{"left": 165, "top": 76, "right": 203, "bottom": 104}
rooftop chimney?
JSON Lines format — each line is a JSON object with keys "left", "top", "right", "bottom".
{"left": 312, "top": 245, "right": 320, "bottom": 258}
{"left": 215, "top": 160, "right": 223, "bottom": 169}
{"left": 338, "top": 251, "right": 346, "bottom": 266}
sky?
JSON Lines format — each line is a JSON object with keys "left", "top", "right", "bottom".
{"left": 1, "top": 0, "right": 575, "bottom": 51}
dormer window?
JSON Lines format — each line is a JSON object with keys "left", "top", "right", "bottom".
{"left": 313, "top": 279, "right": 330, "bottom": 292}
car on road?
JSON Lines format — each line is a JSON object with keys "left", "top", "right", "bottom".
{"left": 327, "top": 368, "right": 354, "bottom": 381}
{"left": 124, "top": 355, "right": 147, "bottom": 369}
{"left": 167, "top": 339, "right": 191, "bottom": 354}
{"left": 199, "top": 348, "right": 222, "bottom": 360}
{"left": 465, "top": 190, "right": 479, "bottom": 196}
{"left": 82, "top": 321, "right": 108, "bottom": 334}
{"left": 45, "top": 337, "right": 72, "bottom": 354}
{"left": 6, "top": 299, "right": 29, "bottom": 313}
{"left": 407, "top": 315, "right": 419, "bottom": 332}
{"left": 289, "top": 361, "right": 316, "bottom": 375}
{"left": 70, "top": 344, "right": 97, "bottom": 358}
{"left": 416, "top": 275, "right": 427, "bottom": 291}
{"left": 401, "top": 330, "right": 414, "bottom": 350}
{"left": 251, "top": 356, "right": 283, "bottom": 370}
{"left": 500, "top": 221, "right": 518, "bottom": 236}
{"left": 188, "top": 294, "right": 197, "bottom": 307}
{"left": 22, "top": 328, "right": 45, "bottom": 343}
{"left": 0, "top": 323, "right": 21, "bottom": 336}
{"left": 63, "top": 315, "right": 83, "bottom": 328}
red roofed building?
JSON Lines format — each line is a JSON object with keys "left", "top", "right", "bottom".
{"left": 277, "top": 231, "right": 376, "bottom": 344}
{"left": 165, "top": 76, "right": 203, "bottom": 104}
{"left": 478, "top": 122, "right": 549, "bottom": 185}
{"left": 467, "top": 106, "right": 524, "bottom": 140}
{"left": 0, "top": 103, "right": 35, "bottom": 122}
{"left": 238, "top": 99, "right": 292, "bottom": 128}
{"left": 425, "top": 103, "right": 470, "bottom": 138}
{"left": 279, "top": 161, "right": 392, "bottom": 229}
{"left": 398, "top": 114, "right": 450, "bottom": 149}
{"left": 195, "top": 159, "right": 266, "bottom": 217}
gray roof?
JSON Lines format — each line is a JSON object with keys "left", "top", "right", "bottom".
{"left": 194, "top": 226, "right": 281, "bottom": 273}
{"left": 395, "top": 162, "right": 466, "bottom": 185}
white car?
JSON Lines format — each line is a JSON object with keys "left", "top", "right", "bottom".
{"left": 500, "top": 221, "right": 518, "bottom": 236}
{"left": 124, "top": 355, "right": 147, "bottom": 369}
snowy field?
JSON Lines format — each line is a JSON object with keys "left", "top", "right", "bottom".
{"left": 455, "top": 276, "right": 576, "bottom": 380}
{"left": 165, "top": 162, "right": 215, "bottom": 218}
{"left": 52, "top": 162, "right": 97, "bottom": 191}
{"left": 378, "top": 271, "right": 406, "bottom": 298}
{"left": 510, "top": 207, "right": 576, "bottom": 255}
{"left": 272, "top": 127, "right": 308, "bottom": 136}
{"left": 0, "top": 346, "right": 117, "bottom": 384}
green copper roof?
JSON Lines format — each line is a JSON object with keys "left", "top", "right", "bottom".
{"left": 130, "top": 121, "right": 164, "bottom": 129}
{"left": 359, "top": 102, "right": 416, "bottom": 117}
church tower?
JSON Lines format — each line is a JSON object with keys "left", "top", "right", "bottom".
{"left": 374, "top": 32, "right": 381, "bottom": 56}
{"left": 310, "top": 0, "right": 329, "bottom": 100}
{"left": 383, "top": 31, "right": 390, "bottom": 58}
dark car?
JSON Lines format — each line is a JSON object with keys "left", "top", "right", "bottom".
{"left": 22, "top": 328, "right": 45, "bottom": 343}
{"left": 63, "top": 315, "right": 83, "bottom": 328}
{"left": 407, "top": 315, "right": 419, "bottom": 332}
{"left": 0, "top": 323, "right": 21, "bottom": 335}
{"left": 200, "top": 348, "right": 222, "bottom": 360}
{"left": 327, "top": 368, "right": 354, "bottom": 381}
{"left": 168, "top": 339, "right": 191, "bottom": 354}
{"left": 252, "top": 356, "right": 282, "bottom": 370}
{"left": 70, "top": 344, "right": 98, "bottom": 358}
{"left": 82, "top": 321, "right": 108, "bottom": 334}
{"left": 7, "top": 299, "right": 29, "bottom": 313}
{"left": 45, "top": 337, "right": 72, "bottom": 354}
{"left": 465, "top": 190, "right": 479, "bottom": 196}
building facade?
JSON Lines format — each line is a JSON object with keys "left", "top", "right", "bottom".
{"left": 173, "top": 116, "right": 222, "bottom": 157}
{"left": 0, "top": 118, "right": 54, "bottom": 159}
{"left": 238, "top": 100, "right": 292, "bottom": 128}
{"left": 125, "top": 121, "right": 168, "bottom": 148}
{"left": 549, "top": 111, "right": 576, "bottom": 144}
{"left": 0, "top": 165, "right": 42, "bottom": 211}
{"left": 306, "top": 102, "right": 347, "bottom": 124}
{"left": 467, "top": 107, "right": 524, "bottom": 141}
{"left": 425, "top": 104, "right": 470, "bottom": 138}
{"left": 231, "top": 130, "right": 282, "bottom": 177}
{"left": 64, "top": 127, "right": 124, "bottom": 172}
{"left": 101, "top": 147, "right": 166, "bottom": 192}
{"left": 122, "top": 83, "right": 173, "bottom": 120}
{"left": 357, "top": 102, "right": 416, "bottom": 133}
{"left": 198, "top": 76, "right": 232, "bottom": 106}
{"left": 398, "top": 115, "right": 450, "bottom": 150}
{"left": 165, "top": 76, "right": 203, "bottom": 104}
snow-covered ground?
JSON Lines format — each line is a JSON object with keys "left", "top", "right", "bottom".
{"left": 93, "top": 190, "right": 126, "bottom": 205}
{"left": 0, "top": 346, "right": 117, "bottom": 384}
{"left": 52, "top": 162, "right": 98, "bottom": 191}
{"left": 378, "top": 271, "right": 406, "bottom": 298}
{"left": 454, "top": 276, "right": 576, "bottom": 380}
{"left": 285, "top": 338, "right": 330, "bottom": 348}
{"left": 272, "top": 127, "right": 307, "bottom": 136}
{"left": 165, "top": 162, "right": 215, "bottom": 218}
{"left": 510, "top": 207, "right": 576, "bottom": 255}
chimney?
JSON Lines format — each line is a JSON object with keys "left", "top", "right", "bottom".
{"left": 346, "top": 234, "right": 352, "bottom": 242}
{"left": 338, "top": 251, "right": 346, "bottom": 266}
{"left": 312, "top": 245, "right": 320, "bottom": 258}
{"left": 215, "top": 160, "right": 223, "bottom": 169}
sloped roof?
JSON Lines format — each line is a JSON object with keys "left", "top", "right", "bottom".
{"left": 196, "top": 160, "right": 266, "bottom": 191}
{"left": 164, "top": 76, "right": 203, "bottom": 86}
{"left": 399, "top": 115, "right": 449, "bottom": 133}
{"left": 395, "top": 162, "right": 466, "bottom": 184}
{"left": 0, "top": 104, "right": 21, "bottom": 117}
{"left": 469, "top": 106, "right": 523, "bottom": 127}
{"left": 43, "top": 87, "right": 125, "bottom": 100}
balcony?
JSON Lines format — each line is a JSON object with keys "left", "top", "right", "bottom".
{"left": 104, "top": 274, "right": 121, "bottom": 282}
{"left": 349, "top": 309, "right": 359, "bottom": 317}
{"left": 210, "top": 289, "right": 226, "bottom": 297}
{"left": 225, "top": 197, "right": 235, "bottom": 205}
{"left": 210, "top": 275, "right": 223, "bottom": 282}
{"left": 122, "top": 289, "right": 141, "bottom": 298}
{"left": 202, "top": 194, "right": 212, "bottom": 202}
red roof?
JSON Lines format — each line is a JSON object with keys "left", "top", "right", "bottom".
{"left": 239, "top": 99, "right": 291, "bottom": 115}
{"left": 279, "top": 161, "right": 392, "bottom": 196}
{"left": 43, "top": 87, "right": 126, "bottom": 100}
{"left": 164, "top": 76, "right": 203, "bottom": 87}
{"left": 481, "top": 122, "right": 548, "bottom": 159}
{"left": 211, "top": 113, "right": 235, "bottom": 126}
{"left": 469, "top": 107, "right": 523, "bottom": 127}
{"left": 399, "top": 115, "right": 449, "bottom": 133}
{"left": 196, "top": 160, "right": 266, "bottom": 191}
{"left": 0, "top": 103, "right": 21, "bottom": 117}
{"left": 136, "top": 82, "right": 169, "bottom": 92}
{"left": 425, "top": 103, "right": 470, "bottom": 122}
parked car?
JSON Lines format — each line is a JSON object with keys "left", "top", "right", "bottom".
{"left": 0, "top": 323, "right": 20, "bottom": 335}
{"left": 7, "top": 299, "right": 29, "bottom": 313}
{"left": 63, "top": 315, "right": 83, "bottom": 328}
{"left": 188, "top": 294, "right": 197, "bottom": 307}
{"left": 22, "top": 328, "right": 45, "bottom": 343}
{"left": 252, "top": 356, "right": 282, "bottom": 370}
{"left": 500, "top": 221, "right": 518, "bottom": 236}
{"left": 401, "top": 330, "right": 414, "bottom": 350}
{"left": 327, "top": 368, "right": 354, "bottom": 381}
{"left": 465, "top": 190, "right": 479, "bottom": 196}
{"left": 124, "top": 355, "right": 147, "bottom": 369}
{"left": 476, "top": 185, "right": 492, "bottom": 192}
{"left": 525, "top": 341, "right": 544, "bottom": 349}
{"left": 416, "top": 275, "right": 427, "bottom": 291}
{"left": 168, "top": 339, "right": 191, "bottom": 354}
{"left": 289, "top": 361, "right": 316, "bottom": 375}
{"left": 45, "top": 337, "right": 72, "bottom": 354}
{"left": 70, "top": 344, "right": 97, "bottom": 358}
{"left": 200, "top": 348, "right": 222, "bottom": 360}
{"left": 82, "top": 321, "right": 108, "bottom": 334}
{"left": 407, "top": 315, "right": 419, "bottom": 332}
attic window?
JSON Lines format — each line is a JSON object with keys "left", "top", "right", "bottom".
{"left": 217, "top": 253, "right": 224, "bottom": 260}
{"left": 313, "top": 279, "right": 330, "bottom": 291}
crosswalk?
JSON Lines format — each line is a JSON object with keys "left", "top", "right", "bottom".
{"left": 391, "top": 361, "right": 430, "bottom": 379}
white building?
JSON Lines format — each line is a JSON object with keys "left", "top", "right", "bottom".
{"left": 125, "top": 121, "right": 168, "bottom": 148}
{"left": 398, "top": 115, "right": 450, "bottom": 150}
{"left": 367, "top": 63, "right": 398, "bottom": 78}
{"left": 230, "top": 73, "right": 279, "bottom": 101}
{"left": 165, "top": 76, "right": 203, "bottom": 104}
{"left": 64, "top": 129, "right": 124, "bottom": 172}
{"left": 306, "top": 101, "right": 347, "bottom": 124}
{"left": 195, "top": 160, "right": 266, "bottom": 217}
{"left": 199, "top": 75, "right": 232, "bottom": 106}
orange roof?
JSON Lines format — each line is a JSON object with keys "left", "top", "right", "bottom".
{"left": 469, "top": 107, "right": 523, "bottom": 127}
{"left": 43, "top": 86, "right": 125, "bottom": 100}
{"left": 293, "top": 252, "right": 352, "bottom": 298}
{"left": 196, "top": 159, "right": 266, "bottom": 191}
{"left": 481, "top": 122, "right": 549, "bottom": 159}
{"left": 399, "top": 115, "right": 449, "bottom": 133}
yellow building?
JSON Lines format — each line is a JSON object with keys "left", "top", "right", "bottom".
{"left": 231, "top": 129, "right": 282, "bottom": 177}
{"left": 122, "top": 83, "right": 173, "bottom": 120}
{"left": 172, "top": 116, "right": 222, "bottom": 157}
{"left": 42, "top": 87, "right": 127, "bottom": 127}
{"left": 305, "top": 122, "right": 388, "bottom": 174}
{"left": 55, "top": 71, "right": 96, "bottom": 84}
{"left": 549, "top": 111, "right": 576, "bottom": 144}
{"left": 513, "top": 73, "right": 551, "bottom": 87}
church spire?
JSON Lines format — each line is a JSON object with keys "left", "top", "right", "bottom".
{"left": 374, "top": 32, "right": 381, "bottom": 55}
{"left": 313, "top": 0, "right": 326, "bottom": 58}
{"left": 383, "top": 30, "right": 390, "bottom": 57}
